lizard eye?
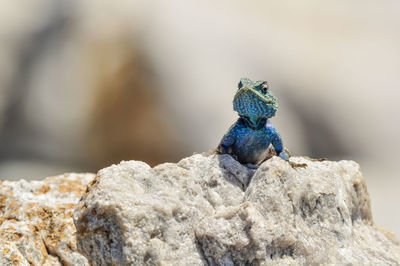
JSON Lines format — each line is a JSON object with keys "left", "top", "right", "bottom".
{"left": 261, "top": 84, "right": 268, "bottom": 93}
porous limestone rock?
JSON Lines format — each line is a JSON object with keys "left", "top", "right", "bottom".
{"left": 0, "top": 173, "right": 94, "bottom": 265}
{"left": 74, "top": 154, "right": 400, "bottom": 265}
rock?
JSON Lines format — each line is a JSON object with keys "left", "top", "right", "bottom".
{"left": 74, "top": 154, "right": 400, "bottom": 265}
{"left": 0, "top": 173, "right": 94, "bottom": 265}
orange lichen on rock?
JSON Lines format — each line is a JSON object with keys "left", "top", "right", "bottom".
{"left": 58, "top": 178, "right": 87, "bottom": 198}
{"left": 34, "top": 184, "right": 51, "bottom": 195}
{"left": 0, "top": 173, "right": 95, "bottom": 265}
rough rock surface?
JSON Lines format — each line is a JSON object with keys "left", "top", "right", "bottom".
{"left": 74, "top": 154, "right": 400, "bottom": 265}
{"left": 0, "top": 173, "right": 94, "bottom": 265}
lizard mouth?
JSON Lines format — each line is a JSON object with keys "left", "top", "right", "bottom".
{"left": 234, "top": 87, "right": 275, "bottom": 104}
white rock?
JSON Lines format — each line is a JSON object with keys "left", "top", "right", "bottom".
{"left": 74, "top": 154, "right": 400, "bottom": 265}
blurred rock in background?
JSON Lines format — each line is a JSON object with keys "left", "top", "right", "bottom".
{"left": 0, "top": 0, "right": 399, "bottom": 237}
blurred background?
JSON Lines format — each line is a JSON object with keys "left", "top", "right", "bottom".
{"left": 0, "top": 0, "right": 399, "bottom": 236}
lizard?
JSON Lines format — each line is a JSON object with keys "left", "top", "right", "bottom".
{"left": 216, "top": 78, "right": 289, "bottom": 167}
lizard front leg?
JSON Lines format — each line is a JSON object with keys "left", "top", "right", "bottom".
{"left": 266, "top": 121, "right": 289, "bottom": 161}
{"left": 216, "top": 128, "right": 237, "bottom": 159}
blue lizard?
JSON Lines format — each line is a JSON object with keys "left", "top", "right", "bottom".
{"left": 217, "top": 78, "right": 289, "bottom": 165}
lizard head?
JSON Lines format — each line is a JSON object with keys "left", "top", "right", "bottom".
{"left": 233, "top": 78, "right": 278, "bottom": 123}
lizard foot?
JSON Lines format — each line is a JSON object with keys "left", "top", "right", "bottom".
{"left": 279, "top": 151, "right": 290, "bottom": 161}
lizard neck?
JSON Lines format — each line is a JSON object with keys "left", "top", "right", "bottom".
{"left": 240, "top": 116, "right": 267, "bottom": 130}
